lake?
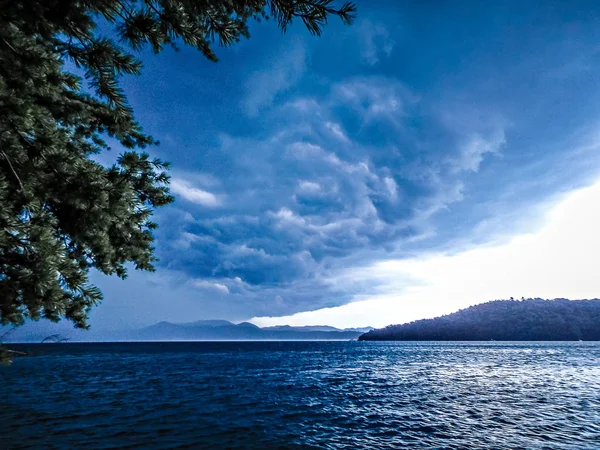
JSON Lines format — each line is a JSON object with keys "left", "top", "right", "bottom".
{"left": 2, "top": 341, "right": 600, "bottom": 449}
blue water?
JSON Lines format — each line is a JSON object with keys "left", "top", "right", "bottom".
{"left": 2, "top": 341, "right": 600, "bottom": 449}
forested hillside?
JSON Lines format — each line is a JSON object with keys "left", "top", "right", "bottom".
{"left": 359, "top": 299, "right": 600, "bottom": 341}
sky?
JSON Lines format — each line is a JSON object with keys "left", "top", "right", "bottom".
{"left": 79, "top": 1, "right": 600, "bottom": 331}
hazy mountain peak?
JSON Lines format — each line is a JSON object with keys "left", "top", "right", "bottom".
{"left": 179, "top": 320, "right": 233, "bottom": 328}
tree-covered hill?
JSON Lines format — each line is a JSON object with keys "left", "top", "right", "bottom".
{"left": 359, "top": 298, "right": 600, "bottom": 341}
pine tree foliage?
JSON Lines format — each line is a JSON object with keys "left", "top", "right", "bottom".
{"left": 0, "top": 0, "right": 356, "bottom": 331}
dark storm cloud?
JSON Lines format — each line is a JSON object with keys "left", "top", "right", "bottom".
{"left": 150, "top": 74, "right": 507, "bottom": 316}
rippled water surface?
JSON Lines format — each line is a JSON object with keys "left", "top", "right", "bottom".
{"left": 2, "top": 341, "right": 600, "bottom": 449}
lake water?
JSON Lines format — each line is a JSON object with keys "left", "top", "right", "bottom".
{"left": 2, "top": 341, "right": 600, "bottom": 449}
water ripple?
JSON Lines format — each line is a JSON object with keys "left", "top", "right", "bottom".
{"left": 1, "top": 342, "right": 600, "bottom": 449}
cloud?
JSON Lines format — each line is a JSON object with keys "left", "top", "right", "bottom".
{"left": 384, "top": 177, "right": 398, "bottom": 201}
{"left": 191, "top": 279, "right": 230, "bottom": 294}
{"left": 170, "top": 178, "right": 220, "bottom": 207}
{"left": 87, "top": 269, "right": 255, "bottom": 328}
{"left": 358, "top": 20, "right": 395, "bottom": 66}
{"left": 324, "top": 121, "right": 350, "bottom": 142}
{"left": 454, "top": 130, "right": 505, "bottom": 173}
{"left": 243, "top": 41, "right": 305, "bottom": 116}
{"left": 333, "top": 77, "right": 418, "bottom": 122}
{"left": 149, "top": 35, "right": 600, "bottom": 321}
{"left": 251, "top": 178, "right": 600, "bottom": 328}
{"left": 297, "top": 180, "right": 322, "bottom": 194}
{"left": 153, "top": 74, "right": 521, "bottom": 318}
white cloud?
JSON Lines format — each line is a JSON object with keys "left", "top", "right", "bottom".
{"left": 324, "top": 121, "right": 350, "bottom": 142}
{"left": 384, "top": 176, "right": 398, "bottom": 201}
{"left": 358, "top": 20, "right": 395, "bottom": 66}
{"left": 251, "top": 178, "right": 600, "bottom": 328}
{"left": 243, "top": 41, "right": 305, "bottom": 116}
{"left": 285, "top": 142, "right": 323, "bottom": 159}
{"left": 297, "top": 180, "right": 322, "bottom": 194}
{"left": 171, "top": 178, "right": 220, "bottom": 207}
{"left": 270, "top": 207, "right": 307, "bottom": 228}
{"left": 173, "top": 231, "right": 217, "bottom": 250}
{"left": 284, "top": 98, "right": 321, "bottom": 114}
{"left": 191, "top": 279, "right": 230, "bottom": 294}
{"left": 455, "top": 130, "right": 505, "bottom": 173}
{"left": 333, "top": 77, "right": 418, "bottom": 123}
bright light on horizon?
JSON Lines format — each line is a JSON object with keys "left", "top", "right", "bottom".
{"left": 251, "top": 178, "right": 600, "bottom": 329}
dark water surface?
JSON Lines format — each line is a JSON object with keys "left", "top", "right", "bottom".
{"left": 2, "top": 341, "right": 600, "bottom": 449}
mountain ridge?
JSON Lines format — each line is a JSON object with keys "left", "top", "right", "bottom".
{"left": 2, "top": 320, "right": 373, "bottom": 342}
{"left": 134, "top": 321, "right": 367, "bottom": 341}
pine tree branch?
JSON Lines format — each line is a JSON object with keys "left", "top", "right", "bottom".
{"left": 1, "top": 37, "right": 19, "bottom": 55}
{"left": 0, "top": 150, "right": 23, "bottom": 191}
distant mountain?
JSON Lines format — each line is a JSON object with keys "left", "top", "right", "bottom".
{"left": 179, "top": 320, "right": 234, "bottom": 328}
{"left": 344, "top": 327, "right": 374, "bottom": 333}
{"left": 134, "top": 321, "right": 362, "bottom": 341}
{"left": 360, "top": 298, "right": 600, "bottom": 341}
{"left": 263, "top": 325, "right": 341, "bottom": 332}
{"left": 263, "top": 325, "right": 374, "bottom": 333}
{"left": 0, "top": 319, "right": 371, "bottom": 343}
